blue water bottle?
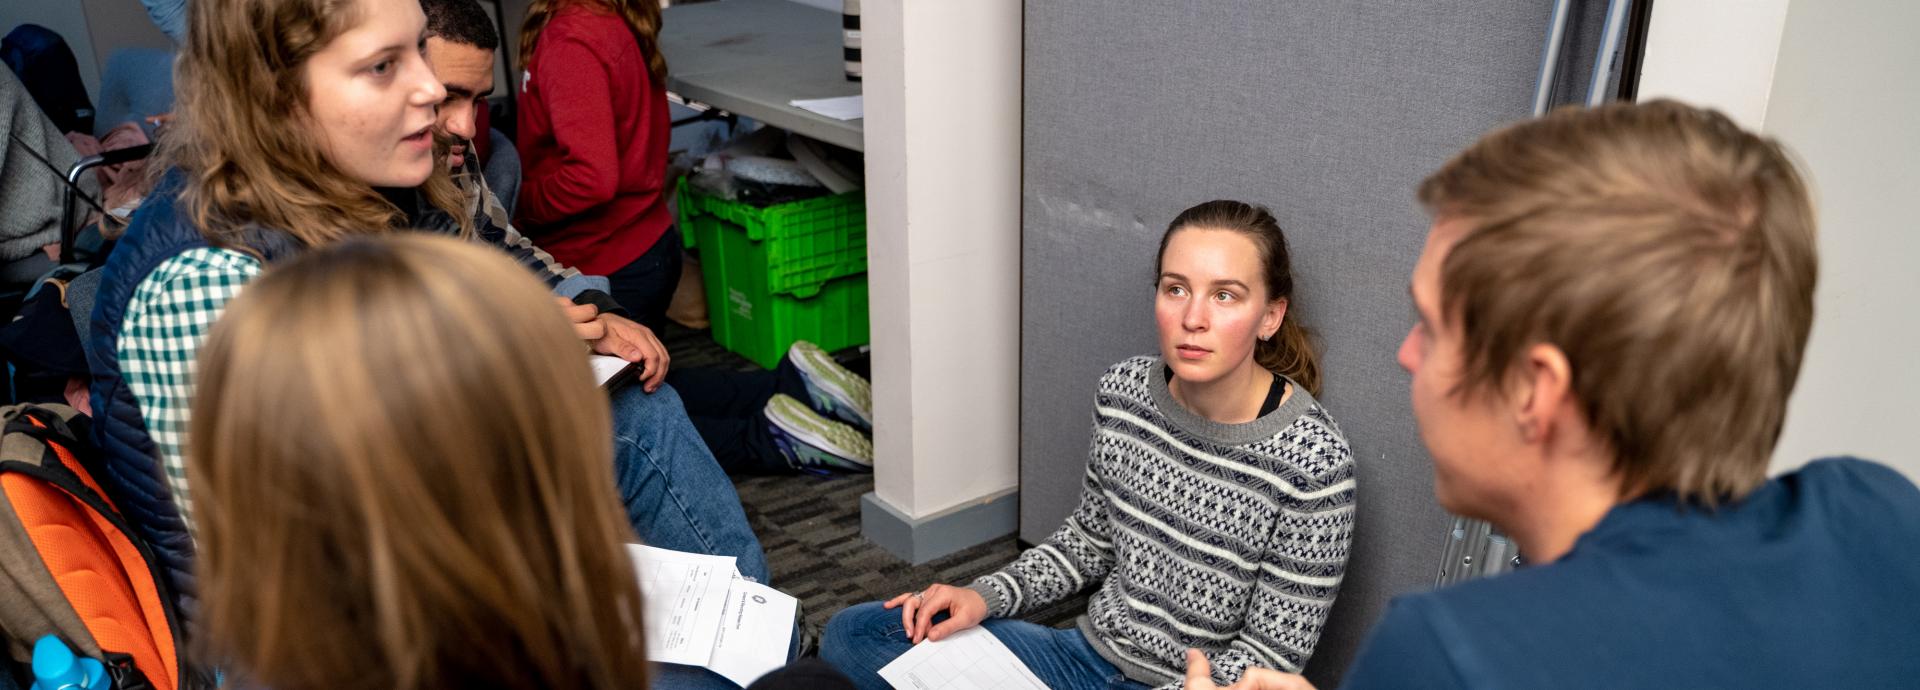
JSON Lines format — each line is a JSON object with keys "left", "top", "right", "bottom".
{"left": 30, "top": 636, "right": 109, "bottom": 690}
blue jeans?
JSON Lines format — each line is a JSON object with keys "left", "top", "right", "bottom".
{"left": 611, "top": 382, "right": 768, "bottom": 583}
{"left": 613, "top": 383, "right": 774, "bottom": 690}
{"left": 820, "top": 602, "right": 1153, "bottom": 690}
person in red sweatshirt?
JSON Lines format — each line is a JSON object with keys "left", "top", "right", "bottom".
{"left": 514, "top": 0, "right": 878, "bottom": 480}
{"left": 515, "top": 0, "right": 678, "bottom": 328}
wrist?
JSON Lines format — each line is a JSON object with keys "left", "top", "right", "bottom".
{"left": 965, "top": 581, "right": 1004, "bottom": 617}
{"left": 571, "top": 289, "right": 628, "bottom": 318}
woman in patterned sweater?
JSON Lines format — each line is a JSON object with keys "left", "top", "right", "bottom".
{"left": 822, "top": 200, "right": 1357, "bottom": 690}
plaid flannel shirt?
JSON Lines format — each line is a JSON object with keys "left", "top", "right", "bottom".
{"left": 117, "top": 173, "right": 616, "bottom": 536}
{"left": 117, "top": 247, "right": 262, "bottom": 534}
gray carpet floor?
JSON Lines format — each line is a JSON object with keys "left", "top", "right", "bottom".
{"left": 659, "top": 321, "right": 1085, "bottom": 630}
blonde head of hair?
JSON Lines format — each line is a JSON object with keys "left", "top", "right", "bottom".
{"left": 1418, "top": 99, "right": 1818, "bottom": 506}
{"left": 189, "top": 235, "right": 646, "bottom": 690}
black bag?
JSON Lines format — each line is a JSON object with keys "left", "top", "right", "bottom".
{"left": 2, "top": 24, "right": 95, "bottom": 135}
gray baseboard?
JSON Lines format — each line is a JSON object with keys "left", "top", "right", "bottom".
{"left": 860, "top": 488, "right": 1018, "bottom": 565}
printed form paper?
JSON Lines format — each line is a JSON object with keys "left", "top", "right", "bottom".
{"left": 707, "top": 577, "right": 798, "bottom": 687}
{"left": 877, "top": 627, "right": 1048, "bottom": 690}
{"left": 627, "top": 545, "right": 798, "bottom": 686}
{"left": 627, "top": 544, "right": 735, "bottom": 666}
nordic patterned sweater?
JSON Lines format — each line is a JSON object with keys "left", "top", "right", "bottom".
{"left": 968, "top": 355, "right": 1355, "bottom": 688}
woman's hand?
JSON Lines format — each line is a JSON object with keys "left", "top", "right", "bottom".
{"left": 1184, "top": 650, "right": 1318, "bottom": 690}
{"left": 885, "top": 584, "right": 988, "bottom": 644}
{"left": 557, "top": 298, "right": 671, "bottom": 392}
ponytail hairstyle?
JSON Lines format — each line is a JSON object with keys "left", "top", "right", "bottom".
{"left": 520, "top": 0, "right": 667, "bottom": 85}
{"left": 1155, "top": 200, "right": 1323, "bottom": 395}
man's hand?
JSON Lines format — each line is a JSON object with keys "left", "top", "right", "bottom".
{"left": 559, "top": 299, "right": 606, "bottom": 340}
{"left": 1184, "top": 650, "right": 1318, "bottom": 690}
{"left": 885, "top": 584, "right": 989, "bottom": 644}
{"left": 558, "top": 298, "right": 671, "bottom": 392}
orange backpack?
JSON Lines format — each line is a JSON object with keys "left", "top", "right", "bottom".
{"left": 0, "top": 404, "right": 183, "bottom": 690}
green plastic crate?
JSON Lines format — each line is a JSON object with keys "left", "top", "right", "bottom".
{"left": 677, "top": 179, "right": 870, "bottom": 368}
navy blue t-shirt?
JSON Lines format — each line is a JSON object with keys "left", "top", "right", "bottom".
{"left": 1342, "top": 458, "right": 1920, "bottom": 689}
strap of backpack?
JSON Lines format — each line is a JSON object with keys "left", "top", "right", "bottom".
{"left": 0, "top": 405, "right": 184, "bottom": 690}
{"left": 3, "top": 409, "right": 117, "bottom": 514}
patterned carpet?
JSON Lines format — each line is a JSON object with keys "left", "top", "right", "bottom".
{"left": 659, "top": 321, "right": 1085, "bottom": 629}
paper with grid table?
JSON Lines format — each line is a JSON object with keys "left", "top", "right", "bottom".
{"left": 877, "top": 627, "right": 1048, "bottom": 690}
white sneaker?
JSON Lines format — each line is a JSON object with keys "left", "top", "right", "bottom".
{"left": 788, "top": 340, "right": 872, "bottom": 430}
{"left": 765, "top": 393, "right": 873, "bottom": 472}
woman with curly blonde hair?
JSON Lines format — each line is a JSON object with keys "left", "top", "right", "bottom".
{"left": 86, "top": 0, "right": 769, "bottom": 658}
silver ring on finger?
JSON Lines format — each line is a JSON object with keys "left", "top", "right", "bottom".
{"left": 911, "top": 591, "right": 924, "bottom": 601}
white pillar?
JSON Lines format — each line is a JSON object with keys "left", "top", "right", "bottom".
{"left": 859, "top": 0, "right": 1024, "bottom": 563}
{"left": 1761, "top": 0, "right": 1920, "bottom": 481}
{"left": 1634, "top": 0, "right": 1792, "bottom": 130}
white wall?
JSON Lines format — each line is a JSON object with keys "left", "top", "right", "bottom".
{"left": 79, "top": 0, "right": 171, "bottom": 70}
{"left": 1635, "top": 0, "right": 1790, "bottom": 130}
{"left": 1, "top": 2, "right": 103, "bottom": 99}
{"left": 863, "top": 0, "right": 1023, "bottom": 519}
{"left": 1639, "top": 0, "right": 1920, "bottom": 482}
{"left": 1762, "top": 0, "right": 1920, "bottom": 481}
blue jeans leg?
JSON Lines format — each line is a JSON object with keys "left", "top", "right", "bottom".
{"left": 978, "top": 618, "right": 1151, "bottom": 690}
{"left": 820, "top": 602, "right": 1148, "bottom": 690}
{"left": 611, "top": 382, "right": 770, "bottom": 583}
{"left": 820, "top": 602, "right": 917, "bottom": 690}
{"left": 650, "top": 664, "right": 737, "bottom": 690}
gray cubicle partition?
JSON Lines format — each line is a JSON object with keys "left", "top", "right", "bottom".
{"left": 1020, "top": 1, "right": 1610, "bottom": 684}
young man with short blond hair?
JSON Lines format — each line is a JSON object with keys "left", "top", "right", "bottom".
{"left": 1189, "top": 100, "right": 1920, "bottom": 690}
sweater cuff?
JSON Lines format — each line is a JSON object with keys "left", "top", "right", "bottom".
{"left": 571, "top": 289, "right": 629, "bottom": 318}
{"left": 966, "top": 580, "right": 1007, "bottom": 618}
{"left": 552, "top": 273, "right": 611, "bottom": 300}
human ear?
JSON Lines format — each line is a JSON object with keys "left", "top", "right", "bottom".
{"left": 1515, "top": 343, "right": 1573, "bottom": 444}
{"left": 1262, "top": 297, "right": 1289, "bottom": 341}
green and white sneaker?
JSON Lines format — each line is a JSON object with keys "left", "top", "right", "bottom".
{"left": 789, "top": 340, "right": 872, "bottom": 430}
{"left": 765, "top": 393, "right": 873, "bottom": 472}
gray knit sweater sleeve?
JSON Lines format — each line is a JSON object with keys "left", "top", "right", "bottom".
{"left": 967, "top": 408, "right": 1118, "bottom": 617}
{"left": 0, "top": 68, "right": 82, "bottom": 260}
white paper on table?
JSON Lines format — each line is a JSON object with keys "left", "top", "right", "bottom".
{"left": 877, "top": 627, "right": 1048, "bottom": 690}
{"left": 789, "top": 95, "right": 864, "bottom": 121}
{"left": 707, "top": 577, "right": 798, "bottom": 688}
{"left": 626, "top": 544, "right": 737, "bottom": 666}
